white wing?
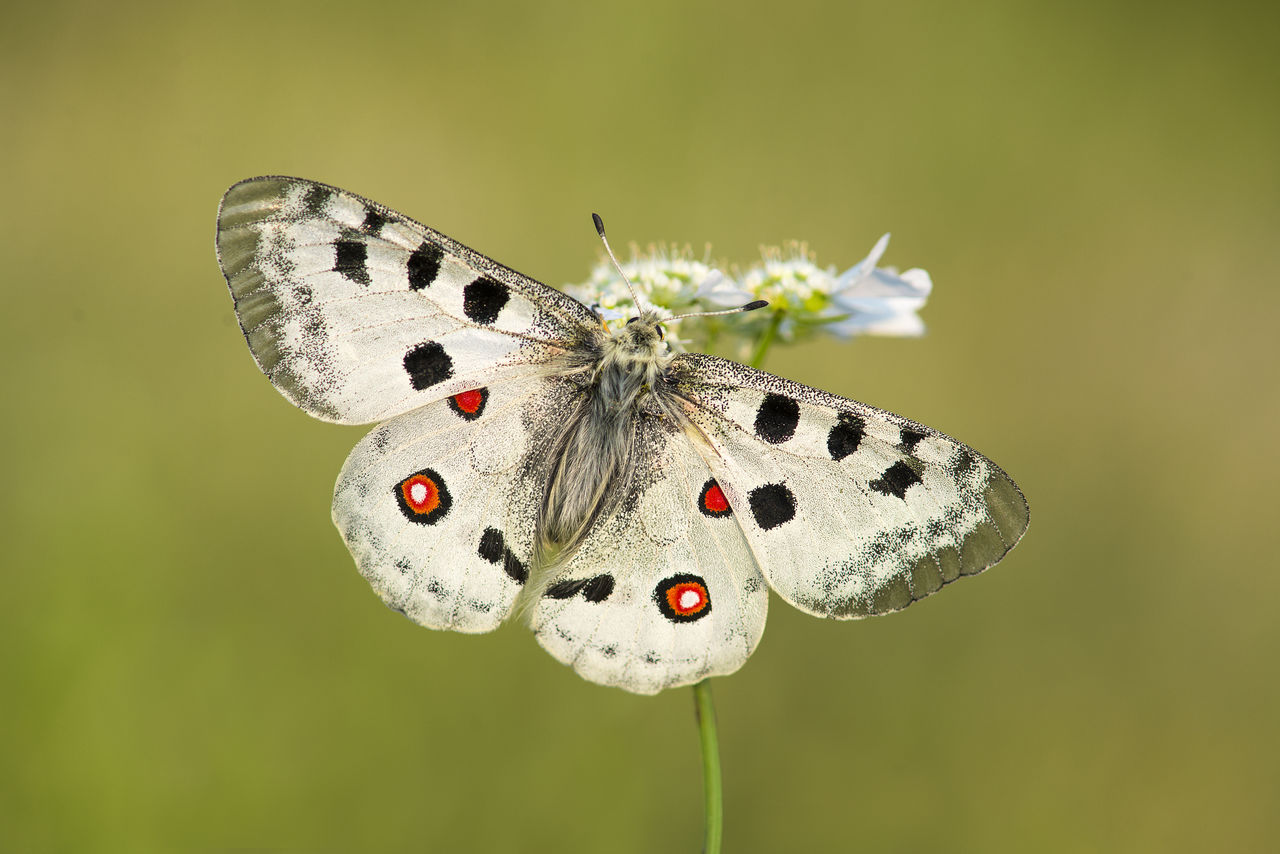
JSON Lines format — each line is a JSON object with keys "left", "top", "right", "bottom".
{"left": 669, "top": 354, "right": 1029, "bottom": 619}
{"left": 332, "top": 377, "right": 572, "bottom": 632}
{"left": 216, "top": 177, "right": 598, "bottom": 424}
{"left": 529, "top": 416, "right": 769, "bottom": 694}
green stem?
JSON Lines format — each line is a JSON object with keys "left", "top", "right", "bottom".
{"left": 693, "top": 678, "right": 722, "bottom": 854}
{"left": 748, "top": 310, "right": 784, "bottom": 369}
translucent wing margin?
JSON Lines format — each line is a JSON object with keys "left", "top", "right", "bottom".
{"left": 216, "top": 176, "right": 598, "bottom": 424}
{"left": 669, "top": 354, "right": 1029, "bottom": 619}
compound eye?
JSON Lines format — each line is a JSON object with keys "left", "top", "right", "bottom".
{"left": 626, "top": 316, "right": 640, "bottom": 326}
{"left": 656, "top": 325, "right": 666, "bottom": 340}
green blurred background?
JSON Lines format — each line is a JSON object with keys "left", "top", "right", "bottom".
{"left": 4, "top": 1, "right": 1277, "bottom": 850}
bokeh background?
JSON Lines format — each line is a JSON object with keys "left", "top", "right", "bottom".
{"left": 4, "top": 1, "right": 1277, "bottom": 850}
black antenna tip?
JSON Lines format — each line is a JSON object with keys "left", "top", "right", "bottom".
{"left": 592, "top": 213, "right": 606, "bottom": 236}
{"left": 743, "top": 300, "right": 769, "bottom": 312}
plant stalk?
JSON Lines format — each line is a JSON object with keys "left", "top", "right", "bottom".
{"left": 693, "top": 678, "right": 722, "bottom": 854}
{"left": 748, "top": 310, "right": 783, "bottom": 369}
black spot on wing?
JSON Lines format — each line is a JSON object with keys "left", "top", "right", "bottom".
{"left": 361, "top": 208, "right": 387, "bottom": 235}
{"left": 477, "top": 528, "right": 528, "bottom": 585}
{"left": 545, "top": 575, "right": 614, "bottom": 602}
{"left": 302, "top": 184, "right": 330, "bottom": 216}
{"left": 403, "top": 341, "right": 454, "bottom": 389}
{"left": 478, "top": 528, "right": 505, "bottom": 564}
{"left": 583, "top": 575, "right": 615, "bottom": 603}
{"left": 827, "top": 412, "right": 865, "bottom": 460}
{"left": 748, "top": 482, "right": 796, "bottom": 530}
{"left": 754, "top": 393, "right": 800, "bottom": 444}
{"left": 463, "top": 276, "right": 510, "bottom": 324}
{"left": 502, "top": 552, "right": 528, "bottom": 585}
{"left": 408, "top": 241, "right": 444, "bottom": 290}
{"left": 870, "top": 460, "right": 924, "bottom": 499}
{"left": 900, "top": 427, "right": 927, "bottom": 452}
{"left": 334, "top": 236, "right": 370, "bottom": 285}
{"left": 545, "top": 579, "right": 584, "bottom": 599}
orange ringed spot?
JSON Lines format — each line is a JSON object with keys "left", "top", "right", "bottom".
{"left": 402, "top": 475, "right": 439, "bottom": 513}
{"left": 668, "top": 583, "right": 706, "bottom": 614}
{"left": 394, "top": 468, "right": 452, "bottom": 525}
{"left": 655, "top": 574, "right": 712, "bottom": 623}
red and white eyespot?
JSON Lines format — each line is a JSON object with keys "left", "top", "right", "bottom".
{"left": 394, "top": 468, "right": 452, "bottom": 524}
{"left": 654, "top": 574, "right": 712, "bottom": 623}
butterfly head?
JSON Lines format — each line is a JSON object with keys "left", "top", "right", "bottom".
{"left": 609, "top": 311, "right": 670, "bottom": 361}
{"left": 592, "top": 308, "right": 673, "bottom": 389}
{"left": 621, "top": 311, "right": 666, "bottom": 349}
{"left": 590, "top": 211, "right": 766, "bottom": 363}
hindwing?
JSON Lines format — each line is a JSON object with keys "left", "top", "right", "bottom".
{"left": 530, "top": 416, "right": 768, "bottom": 694}
{"left": 333, "top": 377, "right": 571, "bottom": 632}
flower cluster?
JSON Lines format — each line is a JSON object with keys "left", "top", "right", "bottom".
{"left": 562, "top": 234, "right": 932, "bottom": 360}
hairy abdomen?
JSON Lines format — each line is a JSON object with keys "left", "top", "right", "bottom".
{"left": 538, "top": 389, "right": 637, "bottom": 561}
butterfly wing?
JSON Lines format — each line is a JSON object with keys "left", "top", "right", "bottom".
{"left": 669, "top": 353, "right": 1029, "bottom": 619}
{"left": 216, "top": 176, "right": 598, "bottom": 424}
{"left": 529, "top": 416, "right": 768, "bottom": 694}
{"left": 332, "top": 377, "right": 573, "bottom": 632}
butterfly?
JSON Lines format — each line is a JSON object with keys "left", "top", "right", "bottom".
{"left": 216, "top": 176, "right": 1029, "bottom": 695}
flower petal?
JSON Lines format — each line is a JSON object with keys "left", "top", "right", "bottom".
{"left": 695, "top": 269, "right": 755, "bottom": 307}
{"left": 827, "top": 296, "right": 928, "bottom": 337}
{"left": 835, "top": 232, "right": 891, "bottom": 287}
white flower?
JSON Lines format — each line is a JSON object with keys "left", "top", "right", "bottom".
{"left": 695, "top": 269, "right": 754, "bottom": 307}
{"left": 827, "top": 234, "right": 933, "bottom": 337}
{"left": 562, "top": 234, "right": 931, "bottom": 350}
{"left": 563, "top": 245, "right": 724, "bottom": 334}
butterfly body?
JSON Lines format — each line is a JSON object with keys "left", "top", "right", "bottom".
{"left": 217, "top": 177, "right": 1028, "bottom": 694}
{"left": 538, "top": 309, "right": 679, "bottom": 563}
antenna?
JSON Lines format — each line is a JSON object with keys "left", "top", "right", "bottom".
{"left": 665, "top": 300, "right": 769, "bottom": 323}
{"left": 592, "top": 213, "right": 644, "bottom": 311}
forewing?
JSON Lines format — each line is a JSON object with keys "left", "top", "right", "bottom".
{"left": 333, "top": 378, "right": 571, "bottom": 632}
{"left": 530, "top": 417, "right": 768, "bottom": 695}
{"left": 669, "top": 354, "right": 1029, "bottom": 619}
{"left": 217, "top": 176, "right": 598, "bottom": 424}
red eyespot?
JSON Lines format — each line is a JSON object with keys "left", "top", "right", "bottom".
{"left": 448, "top": 387, "right": 488, "bottom": 420}
{"left": 655, "top": 574, "right": 712, "bottom": 623}
{"left": 668, "top": 583, "right": 707, "bottom": 615}
{"left": 394, "top": 469, "right": 452, "bottom": 525}
{"left": 402, "top": 475, "right": 439, "bottom": 513}
{"left": 698, "top": 479, "right": 732, "bottom": 517}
